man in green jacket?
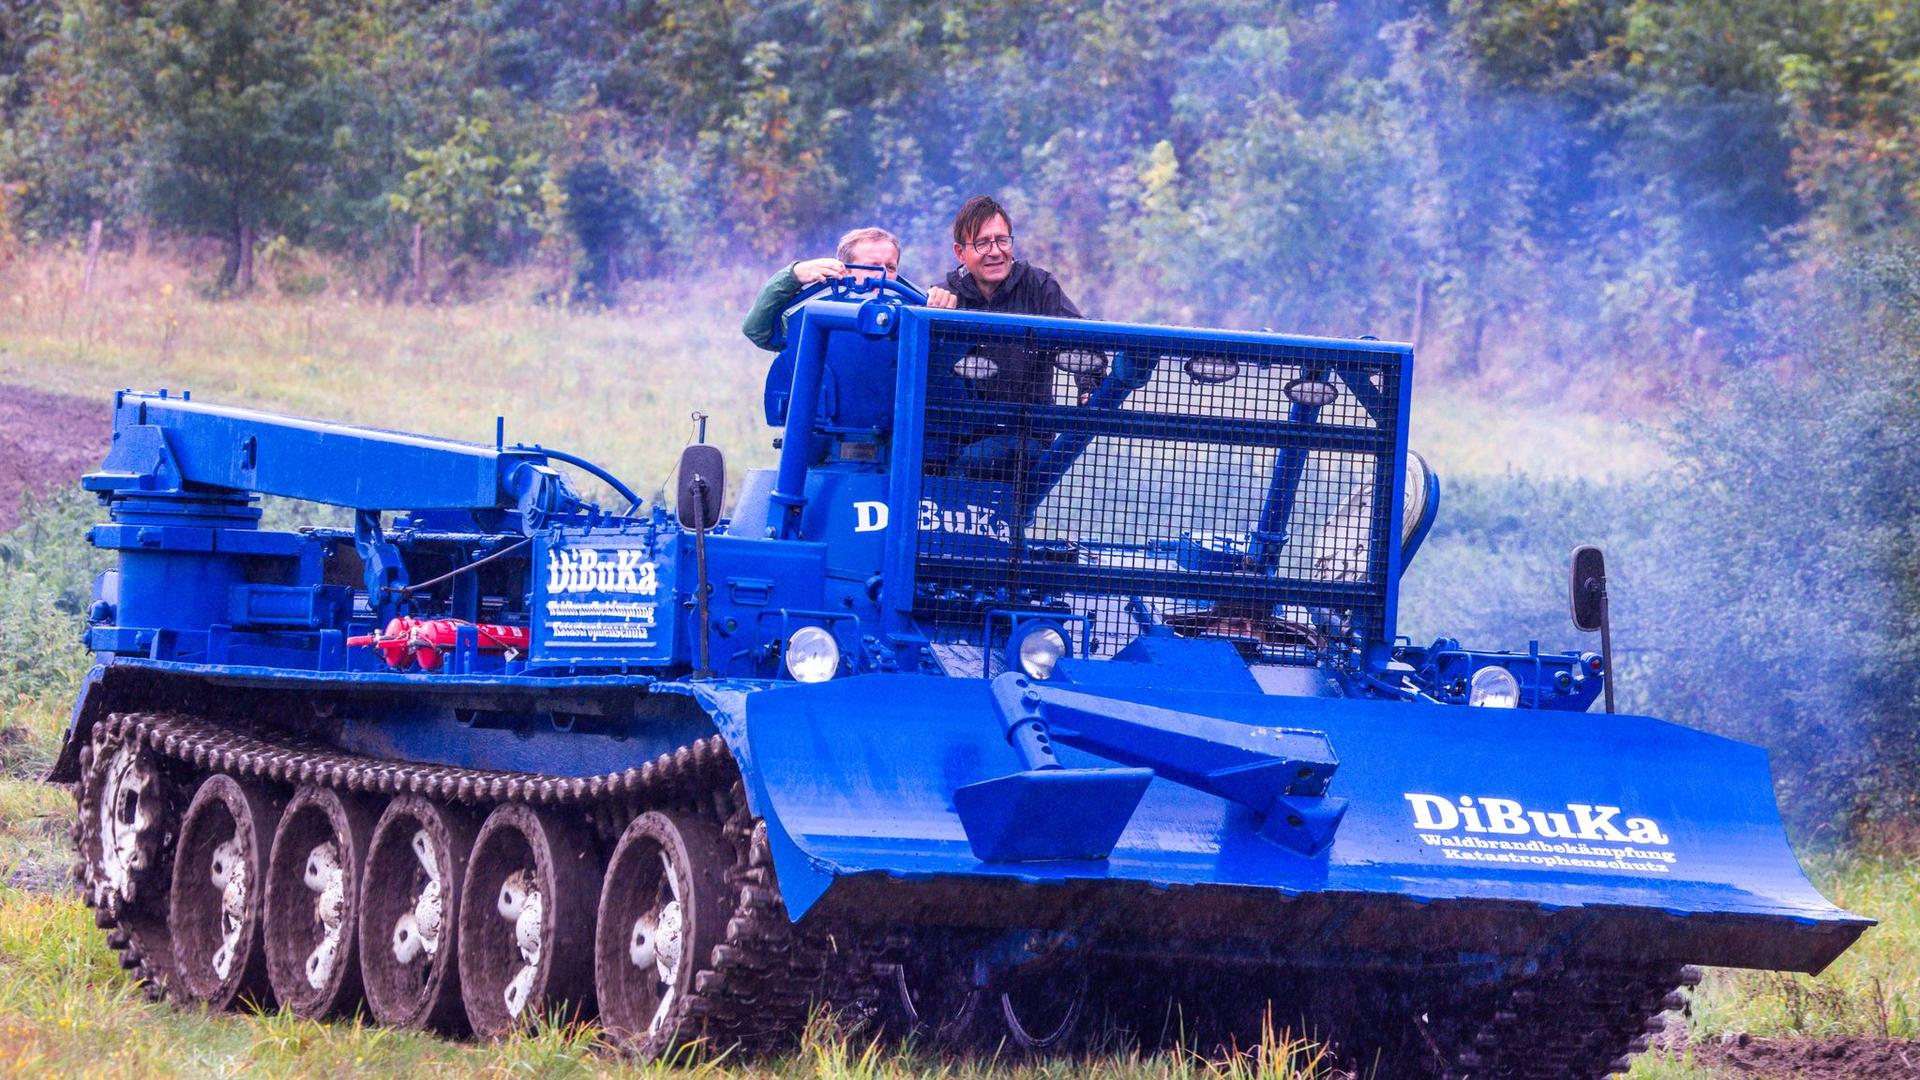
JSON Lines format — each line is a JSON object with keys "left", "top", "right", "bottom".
{"left": 741, "top": 226, "right": 904, "bottom": 351}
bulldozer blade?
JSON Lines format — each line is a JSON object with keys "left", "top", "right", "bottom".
{"left": 714, "top": 676, "right": 1870, "bottom": 974}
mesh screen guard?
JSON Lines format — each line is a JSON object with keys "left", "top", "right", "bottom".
{"left": 896, "top": 312, "right": 1409, "bottom": 664}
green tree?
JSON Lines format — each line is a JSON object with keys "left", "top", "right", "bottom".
{"left": 387, "top": 116, "right": 560, "bottom": 288}
{"left": 132, "top": 0, "right": 341, "bottom": 293}
{"left": 561, "top": 158, "right": 648, "bottom": 304}
{"left": 1638, "top": 252, "right": 1920, "bottom": 837}
{"left": 0, "top": 1, "right": 144, "bottom": 244}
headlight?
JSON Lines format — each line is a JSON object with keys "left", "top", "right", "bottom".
{"left": 1283, "top": 377, "right": 1340, "bottom": 408}
{"left": 954, "top": 349, "right": 999, "bottom": 380}
{"left": 1052, "top": 349, "right": 1109, "bottom": 378}
{"left": 784, "top": 626, "right": 840, "bottom": 683}
{"left": 1468, "top": 665, "right": 1520, "bottom": 708}
{"left": 1015, "top": 625, "right": 1067, "bottom": 680}
{"left": 1182, "top": 355, "right": 1240, "bottom": 384}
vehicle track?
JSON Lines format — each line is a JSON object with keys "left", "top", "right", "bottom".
{"left": 70, "top": 711, "right": 1694, "bottom": 1076}
{"left": 71, "top": 710, "right": 840, "bottom": 1056}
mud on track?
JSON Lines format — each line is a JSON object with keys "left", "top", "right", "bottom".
{"left": 0, "top": 383, "right": 108, "bottom": 531}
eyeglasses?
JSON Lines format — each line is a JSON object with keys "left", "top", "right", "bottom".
{"left": 965, "top": 234, "right": 1014, "bottom": 255}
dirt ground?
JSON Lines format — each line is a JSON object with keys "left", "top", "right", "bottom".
{"left": 0, "top": 383, "right": 110, "bottom": 531}
{"left": 1683, "top": 1030, "right": 1920, "bottom": 1079}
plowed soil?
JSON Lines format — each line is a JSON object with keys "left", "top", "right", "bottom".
{"left": 0, "top": 383, "right": 108, "bottom": 530}
{"left": 1688, "top": 1032, "right": 1920, "bottom": 1078}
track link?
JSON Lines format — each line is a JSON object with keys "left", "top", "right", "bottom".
{"left": 72, "top": 711, "right": 838, "bottom": 1055}
{"left": 1414, "top": 962, "right": 1697, "bottom": 1079}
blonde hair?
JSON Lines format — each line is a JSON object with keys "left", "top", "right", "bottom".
{"left": 835, "top": 226, "right": 901, "bottom": 264}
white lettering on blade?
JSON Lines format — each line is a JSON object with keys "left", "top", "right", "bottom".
{"left": 1403, "top": 792, "right": 1672, "bottom": 851}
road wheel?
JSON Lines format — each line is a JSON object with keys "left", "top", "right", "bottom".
{"left": 360, "top": 796, "right": 476, "bottom": 1033}
{"left": 263, "top": 786, "right": 376, "bottom": 1017}
{"left": 168, "top": 773, "right": 278, "bottom": 1010}
{"left": 74, "top": 721, "right": 178, "bottom": 999}
{"left": 457, "top": 803, "right": 602, "bottom": 1036}
{"left": 594, "top": 809, "right": 734, "bottom": 1057}
{"left": 992, "top": 957, "right": 1088, "bottom": 1054}
{"left": 880, "top": 934, "right": 987, "bottom": 1048}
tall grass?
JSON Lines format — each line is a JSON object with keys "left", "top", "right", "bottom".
{"left": 0, "top": 489, "right": 105, "bottom": 711}
{"left": 0, "top": 880, "right": 1372, "bottom": 1079}
{"left": 1684, "top": 843, "right": 1919, "bottom": 1040}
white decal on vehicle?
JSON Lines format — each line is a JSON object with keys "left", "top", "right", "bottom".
{"left": 917, "top": 499, "right": 1012, "bottom": 543}
{"left": 853, "top": 501, "right": 889, "bottom": 532}
{"left": 545, "top": 549, "right": 658, "bottom": 596}
{"left": 1403, "top": 793, "right": 1676, "bottom": 874}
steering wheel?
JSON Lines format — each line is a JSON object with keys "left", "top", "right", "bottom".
{"left": 785, "top": 267, "right": 929, "bottom": 311}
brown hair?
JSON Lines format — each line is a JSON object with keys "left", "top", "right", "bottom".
{"left": 952, "top": 195, "right": 1012, "bottom": 246}
{"left": 835, "top": 226, "right": 900, "bottom": 264}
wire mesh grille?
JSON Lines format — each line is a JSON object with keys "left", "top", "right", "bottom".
{"left": 912, "top": 318, "right": 1404, "bottom": 661}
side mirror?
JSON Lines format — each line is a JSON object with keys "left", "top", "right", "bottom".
{"left": 677, "top": 444, "right": 726, "bottom": 529}
{"left": 1569, "top": 545, "right": 1607, "bottom": 632}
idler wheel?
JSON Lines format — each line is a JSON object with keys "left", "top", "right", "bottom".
{"left": 594, "top": 810, "right": 734, "bottom": 1056}
{"left": 360, "top": 796, "right": 476, "bottom": 1033}
{"left": 263, "top": 786, "right": 376, "bottom": 1017}
{"left": 457, "top": 803, "right": 602, "bottom": 1036}
{"left": 168, "top": 773, "right": 279, "bottom": 1010}
{"left": 992, "top": 957, "right": 1088, "bottom": 1054}
{"left": 78, "top": 730, "right": 168, "bottom": 919}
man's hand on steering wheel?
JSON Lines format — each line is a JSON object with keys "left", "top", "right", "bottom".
{"left": 793, "top": 257, "right": 847, "bottom": 285}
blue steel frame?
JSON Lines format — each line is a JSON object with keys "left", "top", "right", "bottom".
{"left": 880, "top": 307, "right": 1416, "bottom": 671}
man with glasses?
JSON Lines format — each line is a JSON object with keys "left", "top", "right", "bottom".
{"left": 927, "top": 195, "right": 1095, "bottom": 410}
{"left": 927, "top": 195, "right": 1081, "bottom": 321}
{"left": 925, "top": 196, "right": 1095, "bottom": 484}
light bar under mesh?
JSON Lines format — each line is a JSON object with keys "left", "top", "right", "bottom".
{"left": 906, "top": 315, "right": 1407, "bottom": 662}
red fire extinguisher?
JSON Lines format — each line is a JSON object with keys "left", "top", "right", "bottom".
{"left": 346, "top": 617, "right": 530, "bottom": 672}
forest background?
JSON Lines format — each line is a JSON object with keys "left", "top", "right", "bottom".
{"left": 1, "top": 2, "right": 1919, "bottom": 1072}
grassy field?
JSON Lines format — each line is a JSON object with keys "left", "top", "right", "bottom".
{"left": 0, "top": 249, "right": 1906, "bottom": 1078}
{"left": 0, "top": 249, "right": 1661, "bottom": 488}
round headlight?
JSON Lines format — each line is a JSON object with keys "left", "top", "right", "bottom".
{"left": 1468, "top": 665, "right": 1520, "bottom": 708}
{"left": 785, "top": 626, "right": 841, "bottom": 683}
{"left": 1016, "top": 626, "right": 1067, "bottom": 680}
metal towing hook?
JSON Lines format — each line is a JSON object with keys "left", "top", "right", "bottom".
{"left": 953, "top": 673, "right": 1347, "bottom": 863}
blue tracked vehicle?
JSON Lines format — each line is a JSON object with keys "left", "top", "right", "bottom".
{"left": 57, "top": 276, "right": 1866, "bottom": 1075}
